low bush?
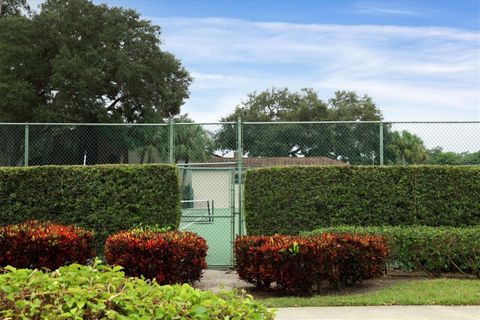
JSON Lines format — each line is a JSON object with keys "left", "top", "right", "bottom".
{"left": 245, "top": 166, "right": 480, "bottom": 235}
{"left": 0, "top": 164, "right": 181, "bottom": 251}
{"left": 0, "top": 261, "right": 275, "bottom": 320}
{"left": 105, "top": 227, "right": 208, "bottom": 284}
{"left": 304, "top": 226, "right": 480, "bottom": 276}
{"left": 235, "top": 234, "right": 388, "bottom": 293}
{"left": 0, "top": 220, "right": 94, "bottom": 270}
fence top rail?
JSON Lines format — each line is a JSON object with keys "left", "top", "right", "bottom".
{"left": 174, "top": 122, "right": 236, "bottom": 125}
{"left": 177, "top": 162, "right": 237, "bottom": 166}
{"left": 242, "top": 120, "right": 480, "bottom": 124}
{"left": 0, "top": 120, "right": 478, "bottom": 126}
{"left": 0, "top": 122, "right": 238, "bottom": 126}
{"left": 0, "top": 122, "right": 169, "bottom": 126}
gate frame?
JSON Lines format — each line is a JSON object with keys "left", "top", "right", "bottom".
{"left": 178, "top": 165, "right": 237, "bottom": 267}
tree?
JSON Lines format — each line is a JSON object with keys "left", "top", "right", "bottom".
{"left": 173, "top": 115, "right": 214, "bottom": 164}
{"left": 385, "top": 131, "right": 428, "bottom": 165}
{"left": 0, "top": 0, "right": 191, "bottom": 123}
{"left": 0, "top": 0, "right": 192, "bottom": 165}
{"left": 135, "top": 115, "right": 213, "bottom": 164}
{"left": 461, "top": 151, "right": 480, "bottom": 165}
{"left": 214, "top": 88, "right": 384, "bottom": 164}
{"left": 426, "top": 147, "right": 459, "bottom": 165}
{"left": 0, "top": 0, "right": 30, "bottom": 17}
{"left": 427, "top": 147, "right": 480, "bottom": 165}
{"left": 328, "top": 91, "right": 382, "bottom": 121}
{"left": 221, "top": 88, "right": 329, "bottom": 122}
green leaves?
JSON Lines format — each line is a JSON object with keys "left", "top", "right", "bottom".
{"left": 0, "top": 263, "right": 275, "bottom": 319}
{"left": 215, "top": 88, "right": 383, "bottom": 164}
{"left": 288, "top": 241, "right": 300, "bottom": 255}
{"left": 305, "top": 226, "right": 480, "bottom": 276}
{"left": 0, "top": 164, "right": 181, "bottom": 252}
{"left": 245, "top": 165, "right": 480, "bottom": 236}
{"left": 0, "top": 0, "right": 31, "bottom": 18}
{"left": 0, "top": 0, "right": 191, "bottom": 123}
{"left": 386, "top": 131, "right": 428, "bottom": 165}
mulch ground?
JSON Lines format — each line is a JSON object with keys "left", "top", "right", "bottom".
{"left": 193, "top": 269, "right": 436, "bottom": 298}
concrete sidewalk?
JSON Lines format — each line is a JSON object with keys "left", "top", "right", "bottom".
{"left": 275, "top": 306, "right": 480, "bottom": 320}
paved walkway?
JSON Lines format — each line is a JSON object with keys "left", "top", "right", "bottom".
{"left": 275, "top": 306, "right": 480, "bottom": 320}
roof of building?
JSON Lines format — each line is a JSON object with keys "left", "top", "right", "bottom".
{"left": 208, "top": 156, "right": 346, "bottom": 167}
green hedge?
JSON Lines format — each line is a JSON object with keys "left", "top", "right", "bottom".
{"left": 304, "top": 226, "right": 480, "bottom": 276}
{"left": 245, "top": 166, "right": 480, "bottom": 235}
{"left": 0, "top": 262, "right": 274, "bottom": 319}
{"left": 0, "top": 165, "right": 181, "bottom": 251}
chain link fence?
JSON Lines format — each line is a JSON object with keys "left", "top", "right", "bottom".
{"left": 1, "top": 120, "right": 478, "bottom": 267}
{"left": 1, "top": 121, "right": 478, "bottom": 167}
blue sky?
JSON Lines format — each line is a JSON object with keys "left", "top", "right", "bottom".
{"left": 96, "top": 0, "right": 480, "bottom": 30}
{"left": 29, "top": 1, "right": 480, "bottom": 129}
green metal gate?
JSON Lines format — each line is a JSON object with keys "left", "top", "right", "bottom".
{"left": 178, "top": 166, "right": 238, "bottom": 268}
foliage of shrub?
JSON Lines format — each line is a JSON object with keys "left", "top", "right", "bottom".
{"left": 0, "top": 220, "right": 94, "bottom": 270}
{"left": 0, "top": 164, "right": 181, "bottom": 251}
{"left": 0, "top": 261, "right": 274, "bottom": 320}
{"left": 235, "top": 234, "right": 388, "bottom": 293}
{"left": 245, "top": 166, "right": 480, "bottom": 235}
{"left": 105, "top": 228, "right": 208, "bottom": 284}
{"left": 305, "top": 226, "right": 480, "bottom": 276}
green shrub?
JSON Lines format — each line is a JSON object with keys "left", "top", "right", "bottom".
{"left": 0, "top": 261, "right": 274, "bottom": 319}
{"left": 245, "top": 166, "right": 480, "bottom": 235}
{"left": 0, "top": 164, "right": 181, "bottom": 251}
{"left": 304, "top": 226, "right": 480, "bottom": 276}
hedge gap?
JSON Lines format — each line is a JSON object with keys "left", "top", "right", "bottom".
{"left": 244, "top": 165, "right": 480, "bottom": 235}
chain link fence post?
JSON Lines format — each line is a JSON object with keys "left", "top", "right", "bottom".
{"left": 236, "top": 117, "right": 244, "bottom": 236}
{"left": 24, "top": 124, "right": 29, "bottom": 166}
{"left": 168, "top": 119, "right": 175, "bottom": 164}
{"left": 379, "top": 122, "right": 384, "bottom": 165}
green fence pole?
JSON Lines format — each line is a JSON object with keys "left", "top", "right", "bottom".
{"left": 24, "top": 124, "right": 29, "bottom": 166}
{"left": 230, "top": 169, "right": 236, "bottom": 266}
{"left": 168, "top": 119, "right": 175, "bottom": 164}
{"left": 379, "top": 122, "right": 384, "bottom": 165}
{"left": 236, "top": 118, "right": 243, "bottom": 236}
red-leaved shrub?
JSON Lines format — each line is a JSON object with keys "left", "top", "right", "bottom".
{"left": 235, "top": 233, "right": 388, "bottom": 293}
{"left": 0, "top": 220, "right": 94, "bottom": 270}
{"left": 105, "top": 229, "right": 208, "bottom": 284}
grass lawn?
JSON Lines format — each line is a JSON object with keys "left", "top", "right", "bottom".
{"left": 258, "top": 279, "right": 480, "bottom": 307}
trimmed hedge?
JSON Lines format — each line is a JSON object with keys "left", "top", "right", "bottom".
{"left": 0, "top": 220, "right": 94, "bottom": 270}
{"left": 245, "top": 166, "right": 480, "bottom": 235}
{"left": 105, "top": 228, "right": 208, "bottom": 284}
{"left": 0, "top": 262, "right": 274, "bottom": 319}
{"left": 235, "top": 234, "right": 388, "bottom": 293}
{"left": 304, "top": 226, "right": 480, "bottom": 276}
{"left": 0, "top": 165, "right": 181, "bottom": 251}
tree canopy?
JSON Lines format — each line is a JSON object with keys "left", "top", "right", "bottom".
{"left": 0, "top": 0, "right": 30, "bottom": 17}
{"left": 0, "top": 0, "right": 193, "bottom": 165}
{"left": 427, "top": 147, "right": 480, "bottom": 165}
{"left": 0, "top": 0, "right": 191, "bottom": 123}
{"left": 385, "top": 130, "right": 428, "bottom": 165}
{"left": 215, "top": 88, "right": 384, "bottom": 164}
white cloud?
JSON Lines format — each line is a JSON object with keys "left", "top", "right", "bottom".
{"left": 152, "top": 17, "right": 479, "bottom": 151}
{"left": 153, "top": 17, "right": 479, "bottom": 123}
{"left": 18, "top": 5, "right": 478, "bottom": 151}
{"left": 355, "top": 6, "right": 420, "bottom": 16}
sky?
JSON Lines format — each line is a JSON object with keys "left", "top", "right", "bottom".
{"left": 77, "top": 0, "right": 480, "bottom": 124}
{"left": 27, "top": 0, "right": 480, "bottom": 122}
{"left": 27, "top": 0, "right": 480, "bottom": 151}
